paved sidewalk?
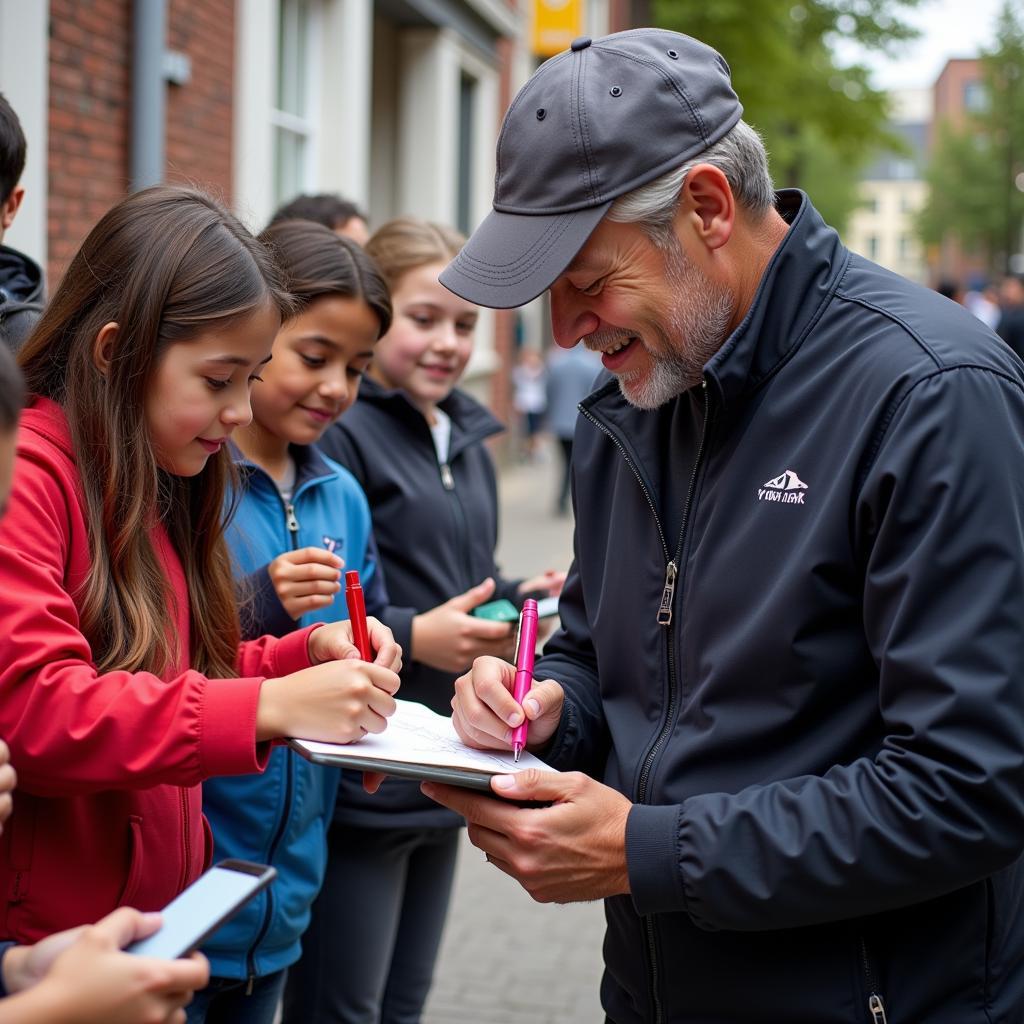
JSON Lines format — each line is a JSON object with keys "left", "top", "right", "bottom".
{"left": 422, "top": 441, "right": 606, "bottom": 1024}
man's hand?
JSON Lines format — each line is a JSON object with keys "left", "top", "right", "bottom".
{"left": 412, "top": 578, "right": 516, "bottom": 672}
{"left": 451, "top": 656, "right": 564, "bottom": 753}
{"left": 421, "top": 771, "right": 632, "bottom": 903}
{"left": 268, "top": 548, "right": 344, "bottom": 620}
{"left": 308, "top": 617, "right": 402, "bottom": 672}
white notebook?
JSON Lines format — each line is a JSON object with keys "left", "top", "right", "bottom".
{"left": 289, "top": 698, "right": 558, "bottom": 791}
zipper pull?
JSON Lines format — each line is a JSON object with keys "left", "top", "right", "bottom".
{"left": 285, "top": 502, "right": 300, "bottom": 534}
{"left": 440, "top": 463, "right": 455, "bottom": 491}
{"left": 868, "top": 994, "right": 888, "bottom": 1024}
{"left": 657, "top": 560, "right": 677, "bottom": 626}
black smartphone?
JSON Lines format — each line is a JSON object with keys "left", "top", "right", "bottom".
{"left": 125, "top": 859, "right": 276, "bottom": 959}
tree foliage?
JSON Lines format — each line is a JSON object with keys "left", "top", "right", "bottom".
{"left": 917, "top": 2, "right": 1024, "bottom": 275}
{"left": 650, "top": 0, "right": 924, "bottom": 230}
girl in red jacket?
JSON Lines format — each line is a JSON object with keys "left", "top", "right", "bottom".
{"left": 0, "top": 185, "right": 401, "bottom": 945}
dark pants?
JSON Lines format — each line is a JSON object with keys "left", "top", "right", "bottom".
{"left": 556, "top": 436, "right": 574, "bottom": 513}
{"left": 283, "top": 824, "right": 460, "bottom": 1024}
{"left": 185, "top": 968, "right": 287, "bottom": 1024}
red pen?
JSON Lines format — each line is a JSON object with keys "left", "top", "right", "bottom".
{"left": 344, "top": 570, "right": 372, "bottom": 661}
{"left": 511, "top": 598, "right": 539, "bottom": 762}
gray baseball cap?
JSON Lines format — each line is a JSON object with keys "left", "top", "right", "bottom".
{"left": 440, "top": 28, "right": 742, "bottom": 309}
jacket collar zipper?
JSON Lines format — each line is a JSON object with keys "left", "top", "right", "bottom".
{"left": 579, "top": 379, "right": 711, "bottom": 1024}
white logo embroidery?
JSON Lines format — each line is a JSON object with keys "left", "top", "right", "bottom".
{"left": 758, "top": 469, "right": 808, "bottom": 504}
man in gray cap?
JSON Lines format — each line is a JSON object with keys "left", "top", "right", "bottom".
{"left": 424, "top": 28, "right": 1024, "bottom": 1023}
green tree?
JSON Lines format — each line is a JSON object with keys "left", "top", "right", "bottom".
{"left": 651, "top": 0, "right": 924, "bottom": 230}
{"left": 918, "top": 2, "right": 1024, "bottom": 276}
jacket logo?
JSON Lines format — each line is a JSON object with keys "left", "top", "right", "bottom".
{"left": 322, "top": 535, "right": 343, "bottom": 553}
{"left": 758, "top": 469, "right": 808, "bottom": 504}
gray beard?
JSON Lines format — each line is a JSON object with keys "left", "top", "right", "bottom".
{"left": 616, "top": 243, "right": 733, "bottom": 410}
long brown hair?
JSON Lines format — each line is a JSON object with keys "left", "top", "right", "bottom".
{"left": 18, "top": 186, "right": 293, "bottom": 678}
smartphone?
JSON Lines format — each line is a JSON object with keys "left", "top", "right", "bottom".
{"left": 533, "top": 595, "right": 560, "bottom": 619}
{"left": 472, "top": 598, "right": 519, "bottom": 622}
{"left": 125, "top": 860, "right": 276, "bottom": 959}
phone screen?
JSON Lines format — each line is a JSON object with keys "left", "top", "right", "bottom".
{"left": 126, "top": 861, "right": 275, "bottom": 959}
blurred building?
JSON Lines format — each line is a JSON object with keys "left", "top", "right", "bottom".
{"left": 845, "top": 88, "right": 929, "bottom": 284}
{"left": 929, "top": 56, "right": 988, "bottom": 286}
{"left": 0, "top": 0, "right": 642, "bottom": 428}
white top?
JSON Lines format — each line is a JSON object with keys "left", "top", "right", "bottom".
{"left": 429, "top": 407, "right": 452, "bottom": 464}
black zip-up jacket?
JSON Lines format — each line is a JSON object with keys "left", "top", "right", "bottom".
{"left": 0, "top": 244, "right": 44, "bottom": 352}
{"left": 319, "top": 379, "right": 523, "bottom": 828}
{"left": 538, "top": 191, "right": 1024, "bottom": 1023}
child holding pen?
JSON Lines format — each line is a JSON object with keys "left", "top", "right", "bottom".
{"left": 285, "top": 218, "right": 564, "bottom": 1024}
{"left": 192, "top": 220, "right": 395, "bottom": 1023}
{"left": 0, "top": 186, "right": 400, "bottom": 950}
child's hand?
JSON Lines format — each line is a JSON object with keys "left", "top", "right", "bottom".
{"left": 517, "top": 569, "right": 566, "bottom": 597}
{"left": 4, "top": 907, "right": 209, "bottom": 1023}
{"left": 268, "top": 548, "right": 344, "bottom": 620}
{"left": 309, "top": 617, "right": 402, "bottom": 672}
{"left": 256, "top": 661, "right": 400, "bottom": 743}
{"left": 411, "top": 578, "right": 517, "bottom": 673}
{"left": 0, "top": 738, "right": 16, "bottom": 831}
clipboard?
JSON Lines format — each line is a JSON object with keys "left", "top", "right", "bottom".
{"left": 287, "top": 698, "right": 558, "bottom": 791}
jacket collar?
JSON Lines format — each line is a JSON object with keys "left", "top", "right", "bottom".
{"left": 704, "top": 190, "right": 848, "bottom": 409}
{"left": 231, "top": 439, "right": 338, "bottom": 492}
{"left": 356, "top": 376, "right": 504, "bottom": 455}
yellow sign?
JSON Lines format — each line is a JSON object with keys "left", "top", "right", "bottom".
{"left": 532, "top": 0, "right": 584, "bottom": 57}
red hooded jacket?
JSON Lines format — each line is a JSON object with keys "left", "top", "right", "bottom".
{"left": 0, "top": 399, "right": 315, "bottom": 942}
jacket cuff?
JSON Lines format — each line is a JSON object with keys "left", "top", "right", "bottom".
{"left": 272, "top": 625, "right": 319, "bottom": 675}
{"left": 241, "top": 566, "right": 296, "bottom": 639}
{"left": 385, "top": 605, "right": 416, "bottom": 663}
{"left": 626, "top": 802, "right": 688, "bottom": 917}
{"left": 199, "top": 675, "right": 270, "bottom": 777}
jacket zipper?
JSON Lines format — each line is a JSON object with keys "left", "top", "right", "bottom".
{"left": 439, "top": 461, "right": 475, "bottom": 589}
{"left": 860, "top": 937, "right": 888, "bottom": 1023}
{"left": 577, "top": 380, "right": 710, "bottom": 1024}
{"left": 245, "top": 494, "right": 300, "bottom": 988}
{"left": 179, "top": 788, "right": 191, "bottom": 892}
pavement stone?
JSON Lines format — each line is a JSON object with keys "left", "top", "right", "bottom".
{"left": 422, "top": 441, "right": 606, "bottom": 1024}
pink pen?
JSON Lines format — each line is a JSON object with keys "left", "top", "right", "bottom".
{"left": 511, "top": 598, "right": 539, "bottom": 762}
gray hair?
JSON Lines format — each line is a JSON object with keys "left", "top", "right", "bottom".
{"left": 607, "top": 120, "right": 774, "bottom": 244}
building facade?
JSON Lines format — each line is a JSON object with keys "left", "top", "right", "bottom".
{"left": 845, "top": 89, "right": 930, "bottom": 285}
{"left": 0, "top": 0, "right": 641, "bottom": 426}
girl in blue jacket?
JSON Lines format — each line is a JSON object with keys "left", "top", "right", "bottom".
{"left": 285, "top": 219, "right": 563, "bottom": 1024}
{"left": 190, "top": 220, "right": 394, "bottom": 1023}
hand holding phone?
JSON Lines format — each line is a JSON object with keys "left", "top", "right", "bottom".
{"left": 125, "top": 860, "right": 276, "bottom": 959}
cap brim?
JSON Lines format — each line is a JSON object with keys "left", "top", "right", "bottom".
{"left": 439, "top": 202, "right": 612, "bottom": 309}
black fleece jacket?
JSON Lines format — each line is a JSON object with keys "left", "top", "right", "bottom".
{"left": 0, "top": 244, "right": 44, "bottom": 352}
{"left": 539, "top": 191, "right": 1024, "bottom": 1023}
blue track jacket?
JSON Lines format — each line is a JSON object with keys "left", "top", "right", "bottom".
{"left": 201, "top": 442, "right": 386, "bottom": 981}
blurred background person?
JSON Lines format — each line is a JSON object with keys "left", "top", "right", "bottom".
{"left": 511, "top": 348, "right": 547, "bottom": 462}
{"left": 269, "top": 193, "right": 370, "bottom": 246}
{"left": 997, "top": 274, "right": 1024, "bottom": 360}
{"left": 545, "top": 344, "right": 602, "bottom": 517}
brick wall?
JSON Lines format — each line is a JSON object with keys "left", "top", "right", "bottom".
{"left": 46, "top": 0, "right": 235, "bottom": 287}
{"left": 47, "top": 0, "right": 132, "bottom": 287}
{"left": 165, "top": 0, "right": 234, "bottom": 205}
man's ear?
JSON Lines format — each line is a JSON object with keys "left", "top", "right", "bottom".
{"left": 677, "top": 164, "right": 734, "bottom": 252}
{"left": 92, "top": 322, "right": 119, "bottom": 376}
{"left": 0, "top": 187, "right": 25, "bottom": 233}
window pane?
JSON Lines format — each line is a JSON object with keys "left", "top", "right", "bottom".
{"left": 277, "top": 0, "right": 309, "bottom": 118}
{"left": 275, "top": 127, "right": 307, "bottom": 206}
{"left": 456, "top": 73, "right": 476, "bottom": 236}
